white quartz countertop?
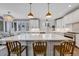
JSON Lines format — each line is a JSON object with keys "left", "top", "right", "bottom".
{"left": 0, "top": 33, "right": 73, "bottom": 41}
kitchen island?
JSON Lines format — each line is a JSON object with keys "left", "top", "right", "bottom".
{"left": 0, "top": 31, "right": 74, "bottom": 56}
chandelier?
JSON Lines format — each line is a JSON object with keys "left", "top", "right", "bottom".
{"left": 4, "top": 11, "right": 14, "bottom": 22}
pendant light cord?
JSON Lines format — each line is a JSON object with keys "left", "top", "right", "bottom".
{"left": 30, "top": 3, "right": 32, "bottom": 13}
{"left": 48, "top": 3, "right": 49, "bottom": 12}
{"left": 8, "top": 11, "right": 10, "bottom": 15}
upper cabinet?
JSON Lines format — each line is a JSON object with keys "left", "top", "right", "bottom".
{"left": 13, "top": 19, "right": 29, "bottom": 32}
{"left": 56, "top": 9, "right": 79, "bottom": 30}
{"left": 63, "top": 9, "right": 79, "bottom": 25}
{"left": 0, "top": 16, "right": 4, "bottom": 32}
{"left": 0, "top": 21, "right": 3, "bottom": 32}
{"left": 29, "top": 18, "right": 40, "bottom": 31}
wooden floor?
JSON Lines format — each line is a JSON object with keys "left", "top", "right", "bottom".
{"left": 0, "top": 41, "right": 79, "bottom": 56}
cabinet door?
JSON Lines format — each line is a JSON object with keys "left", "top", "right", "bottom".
{"left": 72, "top": 23, "right": 79, "bottom": 47}
{"left": 72, "top": 23, "right": 79, "bottom": 32}
{"left": 0, "top": 21, "right": 3, "bottom": 31}
{"left": 14, "top": 22, "right": 17, "bottom": 31}
{"left": 0, "top": 46, "right": 8, "bottom": 56}
{"left": 29, "top": 18, "right": 40, "bottom": 30}
{"left": 18, "top": 21, "right": 29, "bottom": 31}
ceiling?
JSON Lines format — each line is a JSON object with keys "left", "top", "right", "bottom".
{"left": 0, "top": 3, "right": 79, "bottom": 20}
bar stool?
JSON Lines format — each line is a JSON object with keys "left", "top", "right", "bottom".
{"left": 54, "top": 40, "right": 75, "bottom": 56}
{"left": 33, "top": 41, "right": 47, "bottom": 56}
{"left": 6, "top": 41, "right": 28, "bottom": 56}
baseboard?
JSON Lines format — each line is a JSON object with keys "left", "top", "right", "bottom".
{"left": 75, "top": 45, "right": 79, "bottom": 49}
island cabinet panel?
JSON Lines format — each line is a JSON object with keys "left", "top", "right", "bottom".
{"left": 0, "top": 46, "right": 7, "bottom": 56}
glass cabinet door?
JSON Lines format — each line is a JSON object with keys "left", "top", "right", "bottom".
{"left": 29, "top": 18, "right": 40, "bottom": 31}
{"left": 0, "top": 21, "right": 3, "bottom": 31}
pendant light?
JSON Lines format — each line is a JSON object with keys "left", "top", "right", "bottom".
{"left": 46, "top": 3, "right": 52, "bottom": 18}
{"left": 4, "top": 11, "right": 14, "bottom": 22}
{"left": 28, "top": 3, "right": 34, "bottom": 18}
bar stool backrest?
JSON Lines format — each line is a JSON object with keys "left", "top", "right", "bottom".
{"left": 6, "top": 41, "right": 21, "bottom": 54}
{"left": 33, "top": 41, "right": 47, "bottom": 56}
{"left": 61, "top": 41, "right": 75, "bottom": 54}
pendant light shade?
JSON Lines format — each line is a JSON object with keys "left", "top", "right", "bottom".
{"left": 46, "top": 12, "right": 52, "bottom": 18}
{"left": 28, "top": 3, "right": 34, "bottom": 18}
{"left": 28, "top": 12, "right": 34, "bottom": 18}
{"left": 46, "top": 3, "right": 52, "bottom": 18}
{"left": 4, "top": 11, "right": 14, "bottom": 22}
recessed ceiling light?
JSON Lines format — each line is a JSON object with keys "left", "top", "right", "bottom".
{"left": 68, "top": 5, "right": 72, "bottom": 7}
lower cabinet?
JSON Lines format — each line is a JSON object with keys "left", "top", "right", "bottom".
{"left": 0, "top": 46, "right": 8, "bottom": 56}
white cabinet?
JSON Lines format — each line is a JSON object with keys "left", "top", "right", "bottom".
{"left": 56, "top": 19, "right": 63, "bottom": 28}
{"left": 0, "top": 46, "right": 8, "bottom": 56}
{"left": 29, "top": 18, "right": 40, "bottom": 30}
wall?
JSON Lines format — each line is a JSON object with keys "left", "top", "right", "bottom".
{"left": 56, "top": 9, "right": 79, "bottom": 47}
